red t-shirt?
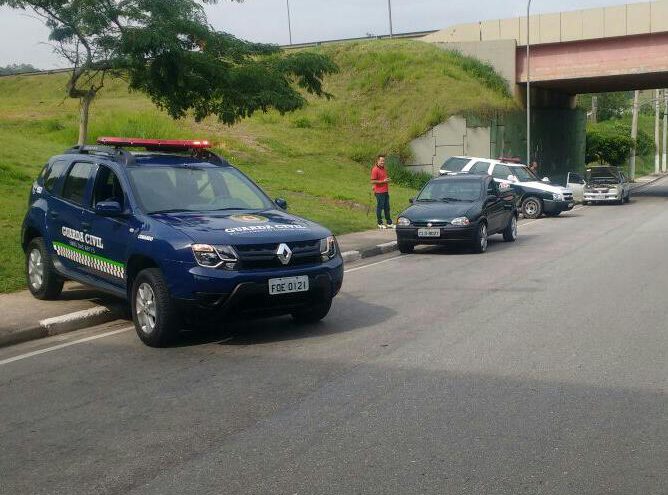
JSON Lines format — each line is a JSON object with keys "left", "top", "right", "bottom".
{"left": 371, "top": 166, "right": 389, "bottom": 194}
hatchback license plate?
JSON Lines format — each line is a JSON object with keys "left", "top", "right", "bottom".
{"left": 269, "top": 276, "right": 310, "bottom": 295}
{"left": 418, "top": 228, "right": 440, "bottom": 238}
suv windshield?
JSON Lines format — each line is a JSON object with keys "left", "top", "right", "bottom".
{"left": 128, "top": 166, "right": 274, "bottom": 214}
{"left": 417, "top": 179, "right": 482, "bottom": 202}
{"left": 510, "top": 166, "right": 539, "bottom": 182}
{"left": 441, "top": 157, "right": 470, "bottom": 172}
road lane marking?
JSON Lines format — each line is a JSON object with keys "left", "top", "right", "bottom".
{"left": 345, "top": 255, "right": 403, "bottom": 273}
{"left": 0, "top": 327, "right": 132, "bottom": 366}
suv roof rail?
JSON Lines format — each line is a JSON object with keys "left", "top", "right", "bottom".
{"left": 64, "top": 145, "right": 136, "bottom": 166}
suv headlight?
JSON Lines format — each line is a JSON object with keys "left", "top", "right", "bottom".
{"left": 553, "top": 193, "right": 564, "bottom": 201}
{"left": 192, "top": 244, "right": 238, "bottom": 269}
{"left": 451, "top": 217, "right": 470, "bottom": 226}
{"left": 397, "top": 217, "right": 411, "bottom": 226}
{"left": 320, "top": 236, "right": 338, "bottom": 261}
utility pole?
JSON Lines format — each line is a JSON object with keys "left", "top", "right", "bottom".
{"left": 286, "top": 0, "right": 293, "bottom": 45}
{"left": 656, "top": 89, "right": 661, "bottom": 174}
{"left": 591, "top": 95, "right": 598, "bottom": 123}
{"left": 630, "top": 90, "right": 640, "bottom": 181}
{"left": 663, "top": 89, "right": 667, "bottom": 173}
{"left": 526, "top": 0, "right": 533, "bottom": 165}
{"left": 387, "top": 0, "right": 394, "bottom": 37}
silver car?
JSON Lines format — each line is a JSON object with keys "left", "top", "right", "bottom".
{"left": 580, "top": 166, "right": 631, "bottom": 205}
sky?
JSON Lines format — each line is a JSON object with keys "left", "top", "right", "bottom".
{"left": 0, "top": 0, "right": 650, "bottom": 69}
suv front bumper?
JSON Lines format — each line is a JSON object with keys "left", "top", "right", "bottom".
{"left": 165, "top": 257, "right": 344, "bottom": 316}
{"left": 543, "top": 199, "right": 575, "bottom": 214}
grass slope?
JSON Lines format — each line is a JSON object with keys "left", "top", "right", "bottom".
{"left": 0, "top": 40, "right": 515, "bottom": 292}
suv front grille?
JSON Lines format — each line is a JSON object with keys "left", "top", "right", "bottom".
{"left": 233, "top": 239, "right": 321, "bottom": 269}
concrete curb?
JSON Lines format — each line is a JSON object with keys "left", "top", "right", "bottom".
{"left": 342, "top": 240, "right": 398, "bottom": 263}
{"left": 631, "top": 174, "right": 666, "bottom": 191}
{"left": 0, "top": 304, "right": 126, "bottom": 348}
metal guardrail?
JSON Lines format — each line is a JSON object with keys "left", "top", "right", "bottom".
{"left": 0, "top": 30, "right": 437, "bottom": 78}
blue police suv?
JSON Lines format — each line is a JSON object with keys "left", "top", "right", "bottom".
{"left": 22, "top": 137, "right": 344, "bottom": 346}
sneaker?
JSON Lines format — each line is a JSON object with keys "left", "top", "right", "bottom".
{"left": 377, "top": 224, "right": 387, "bottom": 230}
{"left": 387, "top": 224, "right": 396, "bottom": 229}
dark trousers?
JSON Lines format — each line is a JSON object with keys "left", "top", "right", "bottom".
{"left": 375, "top": 192, "right": 392, "bottom": 225}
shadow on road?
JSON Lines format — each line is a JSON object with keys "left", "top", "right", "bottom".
{"left": 173, "top": 294, "right": 396, "bottom": 348}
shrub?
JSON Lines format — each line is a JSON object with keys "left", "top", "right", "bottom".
{"left": 586, "top": 120, "right": 654, "bottom": 166}
{"left": 293, "top": 117, "right": 312, "bottom": 128}
{"left": 385, "top": 155, "right": 432, "bottom": 190}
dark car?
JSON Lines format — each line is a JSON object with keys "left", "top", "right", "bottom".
{"left": 395, "top": 175, "right": 518, "bottom": 254}
{"left": 22, "top": 137, "right": 344, "bottom": 347}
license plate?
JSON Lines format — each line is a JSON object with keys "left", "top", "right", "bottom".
{"left": 269, "top": 276, "right": 309, "bottom": 295}
{"left": 418, "top": 228, "right": 441, "bottom": 238}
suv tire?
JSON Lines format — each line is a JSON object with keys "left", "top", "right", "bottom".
{"left": 472, "top": 222, "right": 489, "bottom": 254}
{"left": 502, "top": 215, "right": 518, "bottom": 242}
{"left": 292, "top": 297, "right": 333, "bottom": 324}
{"left": 522, "top": 196, "right": 543, "bottom": 219}
{"left": 624, "top": 192, "right": 631, "bottom": 203}
{"left": 398, "top": 242, "right": 415, "bottom": 254}
{"left": 26, "top": 238, "right": 64, "bottom": 300}
{"left": 131, "top": 268, "right": 181, "bottom": 347}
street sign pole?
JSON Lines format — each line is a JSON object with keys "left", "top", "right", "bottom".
{"left": 526, "top": 0, "right": 532, "bottom": 166}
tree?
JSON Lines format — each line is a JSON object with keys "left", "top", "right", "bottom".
{"left": 586, "top": 120, "right": 654, "bottom": 166}
{"left": 1, "top": 1, "right": 337, "bottom": 145}
{"left": 0, "top": 63, "right": 39, "bottom": 75}
{"left": 578, "top": 92, "right": 632, "bottom": 122}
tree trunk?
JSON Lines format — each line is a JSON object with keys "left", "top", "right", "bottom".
{"left": 78, "top": 92, "right": 95, "bottom": 146}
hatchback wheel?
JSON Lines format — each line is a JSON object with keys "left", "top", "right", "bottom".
{"left": 26, "top": 238, "right": 64, "bottom": 300}
{"left": 472, "top": 222, "right": 488, "bottom": 254}
{"left": 131, "top": 268, "right": 181, "bottom": 347}
{"left": 503, "top": 215, "right": 518, "bottom": 242}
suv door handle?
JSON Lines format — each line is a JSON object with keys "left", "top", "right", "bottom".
{"left": 49, "top": 211, "right": 59, "bottom": 219}
{"left": 81, "top": 221, "right": 91, "bottom": 231}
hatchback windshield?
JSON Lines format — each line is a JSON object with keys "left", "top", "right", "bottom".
{"left": 586, "top": 168, "right": 620, "bottom": 184}
{"left": 128, "top": 166, "right": 274, "bottom": 214}
{"left": 417, "top": 180, "right": 482, "bottom": 202}
{"left": 511, "top": 166, "right": 539, "bottom": 182}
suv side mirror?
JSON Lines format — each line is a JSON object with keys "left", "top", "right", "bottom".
{"left": 409, "top": 197, "right": 415, "bottom": 204}
{"left": 95, "top": 201, "right": 123, "bottom": 217}
{"left": 275, "top": 198, "right": 288, "bottom": 210}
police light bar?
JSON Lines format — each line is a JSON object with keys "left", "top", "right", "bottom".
{"left": 97, "top": 137, "right": 211, "bottom": 150}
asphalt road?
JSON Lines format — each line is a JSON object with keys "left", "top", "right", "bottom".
{"left": 1, "top": 180, "right": 667, "bottom": 495}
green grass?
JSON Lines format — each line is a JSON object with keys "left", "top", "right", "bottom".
{"left": 0, "top": 40, "right": 515, "bottom": 293}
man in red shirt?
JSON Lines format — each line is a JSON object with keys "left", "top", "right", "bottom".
{"left": 370, "top": 155, "right": 394, "bottom": 229}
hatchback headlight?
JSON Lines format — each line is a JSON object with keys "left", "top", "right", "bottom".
{"left": 192, "top": 244, "right": 238, "bottom": 269}
{"left": 451, "top": 217, "right": 470, "bottom": 226}
{"left": 552, "top": 193, "right": 564, "bottom": 201}
{"left": 397, "top": 217, "right": 411, "bottom": 226}
{"left": 320, "top": 236, "right": 338, "bottom": 261}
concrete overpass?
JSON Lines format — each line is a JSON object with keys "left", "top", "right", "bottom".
{"left": 423, "top": 0, "right": 668, "bottom": 99}
{"left": 410, "top": 1, "right": 668, "bottom": 176}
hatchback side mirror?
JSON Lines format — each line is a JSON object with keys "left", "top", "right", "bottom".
{"left": 275, "top": 198, "right": 288, "bottom": 210}
{"left": 542, "top": 177, "right": 550, "bottom": 183}
{"left": 409, "top": 197, "right": 415, "bottom": 204}
{"left": 95, "top": 201, "right": 123, "bottom": 217}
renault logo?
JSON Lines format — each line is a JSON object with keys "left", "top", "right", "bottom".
{"left": 276, "top": 243, "right": 292, "bottom": 265}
